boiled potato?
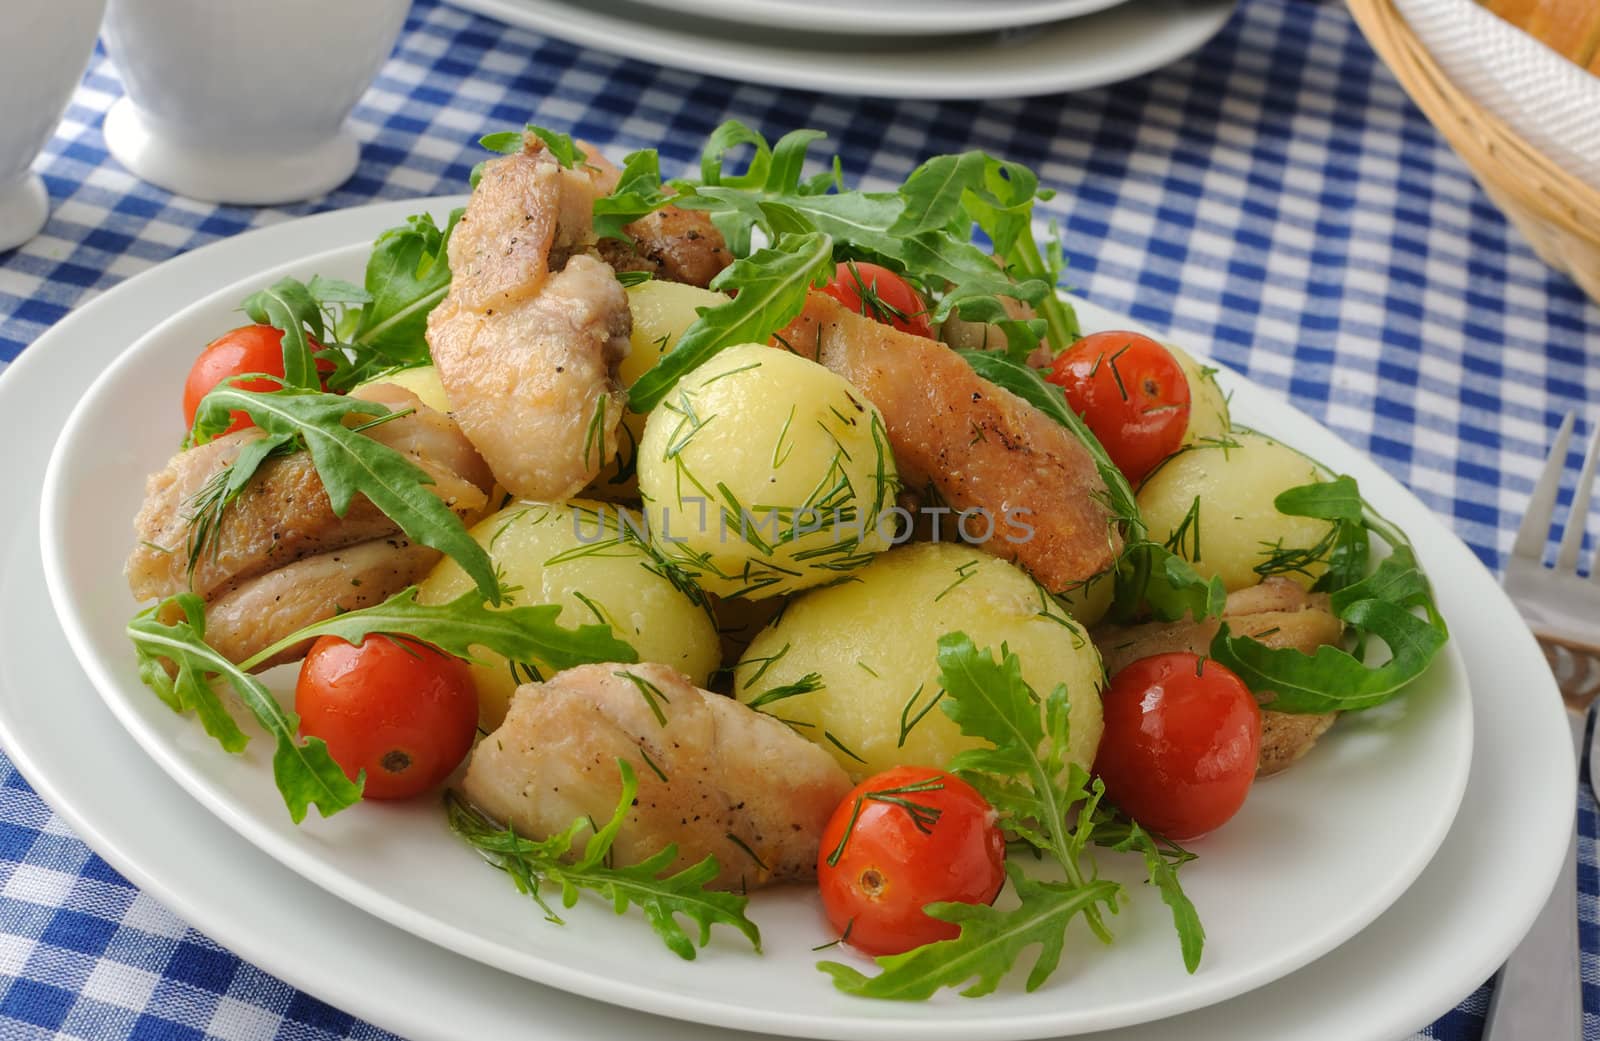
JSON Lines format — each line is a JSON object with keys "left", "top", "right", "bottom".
{"left": 1167, "top": 343, "right": 1230, "bottom": 446}
{"left": 352, "top": 364, "right": 452, "bottom": 414}
{"left": 1058, "top": 568, "right": 1114, "bottom": 628}
{"left": 418, "top": 499, "right": 719, "bottom": 729}
{"left": 1138, "top": 431, "right": 1334, "bottom": 591}
{"left": 638, "top": 343, "right": 898, "bottom": 599}
{"left": 733, "top": 542, "right": 1104, "bottom": 779}
{"left": 590, "top": 281, "right": 729, "bottom": 500}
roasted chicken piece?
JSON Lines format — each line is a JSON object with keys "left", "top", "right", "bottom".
{"left": 126, "top": 385, "right": 493, "bottom": 667}
{"left": 200, "top": 537, "right": 441, "bottom": 668}
{"left": 128, "top": 413, "right": 487, "bottom": 604}
{"left": 773, "top": 293, "right": 1120, "bottom": 592}
{"left": 463, "top": 663, "right": 854, "bottom": 891}
{"left": 595, "top": 205, "right": 733, "bottom": 289}
{"left": 427, "top": 134, "right": 633, "bottom": 502}
{"left": 1094, "top": 577, "right": 1344, "bottom": 775}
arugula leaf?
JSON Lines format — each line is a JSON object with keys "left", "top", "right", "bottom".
{"left": 332, "top": 209, "right": 463, "bottom": 385}
{"left": 935, "top": 634, "right": 1103, "bottom": 898}
{"left": 243, "top": 211, "right": 463, "bottom": 395}
{"left": 479, "top": 130, "right": 525, "bottom": 155}
{"left": 191, "top": 384, "right": 500, "bottom": 604}
{"left": 893, "top": 150, "right": 1079, "bottom": 352}
{"left": 1264, "top": 475, "right": 1372, "bottom": 591}
{"left": 627, "top": 230, "right": 834, "bottom": 412}
{"left": 446, "top": 759, "right": 762, "bottom": 960}
{"left": 592, "top": 149, "right": 673, "bottom": 242}
{"left": 482, "top": 125, "right": 585, "bottom": 168}
{"left": 237, "top": 586, "right": 638, "bottom": 673}
{"left": 1109, "top": 540, "right": 1227, "bottom": 625}
{"left": 127, "top": 594, "right": 363, "bottom": 823}
{"left": 959, "top": 350, "right": 1142, "bottom": 538}
{"left": 1204, "top": 471, "right": 1449, "bottom": 713}
{"left": 591, "top": 120, "right": 1055, "bottom": 342}
{"left": 1094, "top": 812, "right": 1204, "bottom": 973}
{"left": 889, "top": 150, "right": 988, "bottom": 240}
{"left": 241, "top": 276, "right": 352, "bottom": 390}
{"left": 818, "top": 867, "right": 1120, "bottom": 999}
{"left": 1210, "top": 542, "right": 1448, "bottom": 713}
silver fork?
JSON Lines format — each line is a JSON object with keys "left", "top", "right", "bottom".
{"left": 1485, "top": 411, "right": 1598, "bottom": 1041}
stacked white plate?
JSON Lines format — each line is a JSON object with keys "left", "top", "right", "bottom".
{"left": 5, "top": 197, "right": 1577, "bottom": 1041}
{"left": 445, "top": 0, "right": 1239, "bottom": 97}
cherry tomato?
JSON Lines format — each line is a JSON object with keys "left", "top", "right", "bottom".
{"left": 819, "top": 261, "right": 934, "bottom": 338}
{"left": 816, "top": 765, "right": 1005, "bottom": 956}
{"left": 1093, "top": 652, "right": 1260, "bottom": 840}
{"left": 295, "top": 635, "right": 478, "bottom": 801}
{"left": 182, "top": 324, "right": 329, "bottom": 435}
{"left": 1044, "top": 331, "right": 1191, "bottom": 484}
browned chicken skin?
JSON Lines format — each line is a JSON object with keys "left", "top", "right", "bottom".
{"left": 126, "top": 386, "right": 493, "bottom": 666}
{"left": 464, "top": 663, "right": 854, "bottom": 891}
{"left": 773, "top": 293, "right": 1121, "bottom": 592}
{"left": 426, "top": 135, "right": 633, "bottom": 502}
{"left": 595, "top": 205, "right": 733, "bottom": 289}
{"left": 1093, "top": 577, "right": 1344, "bottom": 775}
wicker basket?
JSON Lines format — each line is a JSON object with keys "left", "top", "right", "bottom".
{"left": 1347, "top": 0, "right": 1600, "bottom": 305}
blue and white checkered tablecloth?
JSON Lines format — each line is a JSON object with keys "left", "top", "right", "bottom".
{"left": 1, "top": 0, "right": 1596, "bottom": 1037}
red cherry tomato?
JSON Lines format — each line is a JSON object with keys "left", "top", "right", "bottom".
{"left": 1044, "top": 331, "right": 1192, "bottom": 484}
{"left": 182, "top": 324, "right": 329, "bottom": 435}
{"left": 816, "top": 765, "right": 1005, "bottom": 956}
{"left": 1093, "top": 652, "right": 1261, "bottom": 840}
{"left": 819, "top": 261, "right": 934, "bottom": 338}
{"left": 295, "top": 635, "right": 479, "bottom": 801}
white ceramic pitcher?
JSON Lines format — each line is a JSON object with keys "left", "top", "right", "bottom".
{"left": 0, "top": 0, "right": 107, "bottom": 252}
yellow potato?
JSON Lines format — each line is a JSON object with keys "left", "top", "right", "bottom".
{"left": 733, "top": 542, "right": 1104, "bottom": 779}
{"left": 1167, "top": 343, "right": 1230, "bottom": 446}
{"left": 418, "top": 499, "right": 719, "bottom": 729}
{"left": 1137, "top": 431, "right": 1334, "bottom": 591}
{"left": 1057, "top": 568, "right": 1114, "bottom": 628}
{"left": 352, "top": 364, "right": 452, "bottom": 414}
{"left": 638, "top": 343, "right": 899, "bottom": 599}
{"left": 590, "top": 281, "right": 728, "bottom": 500}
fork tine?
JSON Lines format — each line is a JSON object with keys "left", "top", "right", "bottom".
{"left": 1557, "top": 421, "right": 1600, "bottom": 574}
{"left": 1514, "top": 412, "right": 1577, "bottom": 562}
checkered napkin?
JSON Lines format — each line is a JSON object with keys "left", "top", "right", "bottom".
{"left": 0, "top": 0, "right": 1596, "bottom": 1037}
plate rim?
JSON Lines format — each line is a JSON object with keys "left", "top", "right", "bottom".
{"left": 36, "top": 199, "right": 1475, "bottom": 1040}
{"left": 0, "top": 196, "right": 1569, "bottom": 1041}
{"left": 444, "top": 0, "right": 1237, "bottom": 99}
{"left": 612, "top": 0, "right": 1130, "bottom": 38}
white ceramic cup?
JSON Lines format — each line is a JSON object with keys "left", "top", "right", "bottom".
{"left": 0, "top": 0, "right": 107, "bottom": 252}
{"left": 100, "top": 0, "right": 411, "bottom": 205}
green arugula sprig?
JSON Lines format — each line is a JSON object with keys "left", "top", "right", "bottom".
{"left": 127, "top": 586, "right": 637, "bottom": 821}
{"left": 189, "top": 383, "right": 500, "bottom": 603}
{"left": 446, "top": 760, "right": 762, "bottom": 960}
{"left": 628, "top": 231, "right": 835, "bottom": 411}
{"left": 128, "top": 594, "right": 363, "bottom": 823}
{"left": 333, "top": 209, "right": 462, "bottom": 385}
{"left": 584, "top": 121, "right": 1074, "bottom": 407}
{"left": 242, "top": 210, "right": 463, "bottom": 394}
{"left": 1209, "top": 476, "right": 1449, "bottom": 713}
{"left": 241, "top": 276, "right": 365, "bottom": 391}
{"left": 819, "top": 634, "right": 1204, "bottom": 999}
{"left": 237, "top": 586, "right": 638, "bottom": 674}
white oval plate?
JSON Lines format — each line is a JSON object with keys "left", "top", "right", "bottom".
{"left": 447, "top": 0, "right": 1235, "bottom": 99}
{"left": 40, "top": 206, "right": 1471, "bottom": 1040}
{"left": 615, "top": 0, "right": 1129, "bottom": 38}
